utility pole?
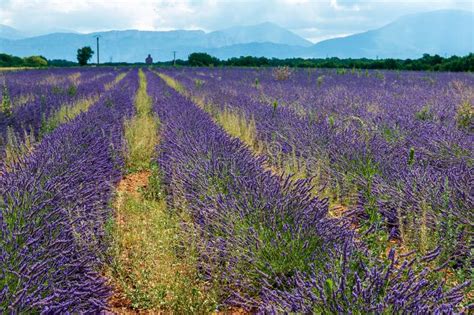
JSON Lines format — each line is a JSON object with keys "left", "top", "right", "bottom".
{"left": 173, "top": 51, "right": 176, "bottom": 66}
{"left": 94, "top": 35, "right": 101, "bottom": 65}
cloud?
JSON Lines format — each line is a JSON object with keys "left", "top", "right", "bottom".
{"left": 1, "top": 0, "right": 472, "bottom": 42}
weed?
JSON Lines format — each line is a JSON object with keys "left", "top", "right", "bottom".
{"left": 415, "top": 104, "right": 434, "bottom": 121}
{"left": 455, "top": 100, "right": 473, "bottom": 132}
{"left": 407, "top": 147, "right": 415, "bottom": 166}
{"left": 272, "top": 99, "right": 278, "bottom": 117}
{"left": 142, "top": 163, "right": 164, "bottom": 201}
{"left": 273, "top": 66, "right": 292, "bottom": 81}
{"left": 317, "top": 75, "right": 324, "bottom": 87}
{"left": 67, "top": 84, "right": 77, "bottom": 96}
{"left": 1, "top": 84, "right": 12, "bottom": 116}
{"left": 194, "top": 79, "right": 204, "bottom": 88}
{"left": 4, "top": 127, "right": 35, "bottom": 167}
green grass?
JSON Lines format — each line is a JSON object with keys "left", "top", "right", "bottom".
{"left": 156, "top": 72, "right": 186, "bottom": 95}
{"left": 124, "top": 69, "right": 159, "bottom": 171}
{"left": 106, "top": 187, "right": 217, "bottom": 312}
{"left": 124, "top": 115, "right": 159, "bottom": 171}
{"left": 107, "top": 69, "right": 217, "bottom": 312}
{"left": 41, "top": 96, "right": 99, "bottom": 134}
{"left": 105, "top": 72, "right": 127, "bottom": 91}
{"left": 40, "top": 72, "right": 128, "bottom": 136}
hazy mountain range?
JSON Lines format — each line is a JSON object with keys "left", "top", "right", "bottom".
{"left": 0, "top": 10, "right": 472, "bottom": 62}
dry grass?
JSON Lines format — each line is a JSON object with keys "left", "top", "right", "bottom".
{"left": 68, "top": 72, "right": 81, "bottom": 85}
{"left": 3, "top": 127, "right": 35, "bottom": 169}
{"left": 12, "top": 93, "right": 35, "bottom": 108}
{"left": 214, "top": 107, "right": 258, "bottom": 150}
{"left": 0, "top": 67, "right": 35, "bottom": 71}
{"left": 135, "top": 70, "right": 153, "bottom": 117}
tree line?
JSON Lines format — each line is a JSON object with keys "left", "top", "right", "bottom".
{"left": 181, "top": 52, "right": 474, "bottom": 72}
{"left": 0, "top": 47, "right": 93, "bottom": 68}
{"left": 1, "top": 50, "right": 473, "bottom": 72}
{"left": 0, "top": 54, "right": 49, "bottom": 67}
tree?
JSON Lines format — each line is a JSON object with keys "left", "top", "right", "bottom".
{"left": 0, "top": 53, "right": 23, "bottom": 67}
{"left": 23, "top": 56, "right": 48, "bottom": 67}
{"left": 77, "top": 46, "right": 94, "bottom": 66}
{"left": 188, "top": 52, "right": 219, "bottom": 66}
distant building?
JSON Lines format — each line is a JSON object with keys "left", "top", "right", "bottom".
{"left": 145, "top": 54, "right": 153, "bottom": 65}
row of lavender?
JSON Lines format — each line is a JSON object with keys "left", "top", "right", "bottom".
{"left": 0, "top": 69, "right": 137, "bottom": 312}
{"left": 0, "top": 68, "right": 80, "bottom": 104}
{"left": 0, "top": 68, "right": 123, "bottom": 153}
{"left": 191, "top": 67, "right": 473, "bottom": 130}
{"left": 147, "top": 70, "right": 470, "bottom": 313}
{"left": 163, "top": 68, "right": 473, "bottom": 281}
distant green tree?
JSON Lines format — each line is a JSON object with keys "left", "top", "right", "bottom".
{"left": 23, "top": 56, "right": 48, "bottom": 67}
{"left": 48, "top": 59, "right": 78, "bottom": 67}
{"left": 0, "top": 53, "right": 24, "bottom": 67}
{"left": 77, "top": 46, "right": 94, "bottom": 66}
{"left": 188, "top": 52, "right": 219, "bottom": 66}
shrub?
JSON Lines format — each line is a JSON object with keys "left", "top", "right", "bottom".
{"left": 23, "top": 55, "right": 48, "bottom": 67}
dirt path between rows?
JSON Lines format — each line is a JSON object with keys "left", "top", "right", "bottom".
{"left": 107, "top": 171, "right": 150, "bottom": 314}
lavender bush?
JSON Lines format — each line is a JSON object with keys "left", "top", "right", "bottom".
{"left": 0, "top": 69, "right": 137, "bottom": 312}
{"left": 147, "top": 70, "right": 470, "bottom": 312}
{"left": 0, "top": 68, "right": 123, "bottom": 154}
{"left": 162, "top": 68, "right": 473, "bottom": 280}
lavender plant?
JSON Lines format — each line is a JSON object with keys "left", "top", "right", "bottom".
{"left": 161, "top": 67, "right": 473, "bottom": 280}
{"left": 0, "top": 69, "right": 138, "bottom": 312}
{"left": 148, "top": 70, "right": 470, "bottom": 312}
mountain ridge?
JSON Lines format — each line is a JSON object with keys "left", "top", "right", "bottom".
{"left": 308, "top": 9, "right": 474, "bottom": 59}
{"left": 1, "top": 10, "right": 473, "bottom": 62}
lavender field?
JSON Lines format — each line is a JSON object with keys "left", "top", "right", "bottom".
{"left": 0, "top": 67, "right": 472, "bottom": 313}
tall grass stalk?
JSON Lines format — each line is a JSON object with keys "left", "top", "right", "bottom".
{"left": 3, "top": 127, "right": 35, "bottom": 168}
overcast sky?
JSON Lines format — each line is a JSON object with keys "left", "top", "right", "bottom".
{"left": 1, "top": 0, "right": 473, "bottom": 42}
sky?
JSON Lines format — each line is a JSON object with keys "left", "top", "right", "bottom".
{"left": 1, "top": 0, "right": 473, "bottom": 43}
